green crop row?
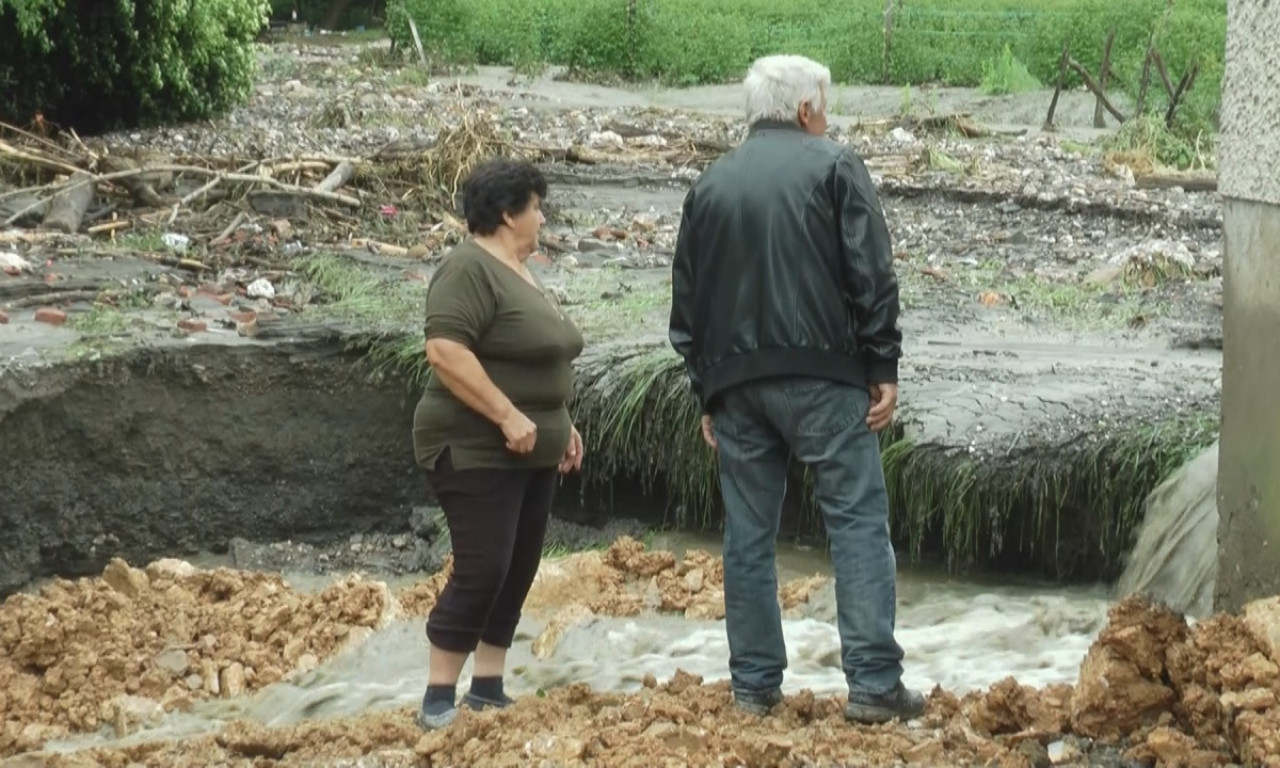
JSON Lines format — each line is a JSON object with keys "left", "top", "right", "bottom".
{"left": 387, "top": 0, "right": 1225, "bottom": 116}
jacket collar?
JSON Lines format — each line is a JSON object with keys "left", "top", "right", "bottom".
{"left": 747, "top": 119, "right": 808, "bottom": 137}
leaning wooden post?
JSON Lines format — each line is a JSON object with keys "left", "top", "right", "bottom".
{"left": 1093, "top": 28, "right": 1116, "bottom": 128}
{"left": 1042, "top": 45, "right": 1069, "bottom": 132}
{"left": 882, "top": 0, "right": 897, "bottom": 85}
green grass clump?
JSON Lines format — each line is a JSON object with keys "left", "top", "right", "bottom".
{"left": 980, "top": 45, "right": 1040, "bottom": 95}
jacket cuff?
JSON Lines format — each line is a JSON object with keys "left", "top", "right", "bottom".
{"left": 865, "top": 358, "right": 898, "bottom": 385}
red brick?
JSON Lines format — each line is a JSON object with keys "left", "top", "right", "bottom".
{"left": 215, "top": 293, "right": 234, "bottom": 306}
{"left": 227, "top": 309, "right": 256, "bottom": 324}
{"left": 177, "top": 318, "right": 207, "bottom": 333}
{"left": 0, "top": 310, "right": 9, "bottom": 324}
{"left": 178, "top": 286, "right": 195, "bottom": 299}
{"left": 34, "top": 307, "right": 67, "bottom": 326}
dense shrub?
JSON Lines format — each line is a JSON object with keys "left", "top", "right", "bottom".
{"left": 387, "top": 0, "right": 1225, "bottom": 113}
{"left": 0, "top": 0, "right": 270, "bottom": 135}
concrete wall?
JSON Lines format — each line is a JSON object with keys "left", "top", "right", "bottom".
{"left": 1215, "top": 0, "right": 1280, "bottom": 611}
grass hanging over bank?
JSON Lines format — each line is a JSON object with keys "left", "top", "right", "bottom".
{"left": 298, "top": 251, "right": 1219, "bottom": 582}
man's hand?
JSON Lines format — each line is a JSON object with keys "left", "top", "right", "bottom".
{"left": 866, "top": 382, "right": 898, "bottom": 433}
{"left": 700, "top": 414, "right": 717, "bottom": 450}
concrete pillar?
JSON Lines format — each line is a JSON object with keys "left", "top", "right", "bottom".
{"left": 1215, "top": 0, "right": 1280, "bottom": 611}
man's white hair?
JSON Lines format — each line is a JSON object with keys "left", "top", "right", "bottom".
{"left": 743, "top": 54, "right": 832, "bottom": 124}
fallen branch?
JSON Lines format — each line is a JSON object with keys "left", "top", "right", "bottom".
{"left": 212, "top": 212, "right": 248, "bottom": 246}
{"left": 1065, "top": 56, "right": 1127, "bottom": 123}
{"left": 86, "top": 219, "right": 132, "bottom": 236}
{"left": 138, "top": 252, "right": 211, "bottom": 272}
{"left": 349, "top": 237, "right": 409, "bottom": 256}
{"left": 314, "top": 160, "right": 355, "bottom": 194}
{"left": 0, "top": 139, "right": 83, "bottom": 177}
{"left": 4, "top": 161, "right": 364, "bottom": 213}
{"left": 3, "top": 288, "right": 103, "bottom": 310}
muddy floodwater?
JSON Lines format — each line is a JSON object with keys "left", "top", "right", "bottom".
{"left": 27, "top": 532, "right": 1109, "bottom": 757}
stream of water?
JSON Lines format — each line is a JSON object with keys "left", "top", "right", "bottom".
{"left": 41, "top": 531, "right": 1112, "bottom": 754}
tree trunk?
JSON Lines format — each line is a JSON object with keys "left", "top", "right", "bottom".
{"left": 321, "top": 0, "right": 354, "bottom": 30}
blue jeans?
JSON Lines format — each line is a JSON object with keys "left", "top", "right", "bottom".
{"left": 710, "top": 375, "right": 905, "bottom": 696}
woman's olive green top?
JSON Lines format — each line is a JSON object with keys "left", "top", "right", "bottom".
{"left": 413, "top": 239, "right": 585, "bottom": 471}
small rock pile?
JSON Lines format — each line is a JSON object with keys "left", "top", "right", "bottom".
{"left": 0, "top": 558, "right": 398, "bottom": 757}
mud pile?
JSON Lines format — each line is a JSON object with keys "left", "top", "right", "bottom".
{"left": 394, "top": 536, "right": 828, "bottom": 660}
{"left": 0, "top": 558, "right": 398, "bottom": 757}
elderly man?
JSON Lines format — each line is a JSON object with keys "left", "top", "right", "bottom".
{"left": 668, "top": 54, "right": 923, "bottom": 724}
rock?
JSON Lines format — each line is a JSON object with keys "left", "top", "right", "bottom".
{"left": 101, "top": 558, "right": 150, "bottom": 598}
{"left": 1069, "top": 598, "right": 1187, "bottom": 739}
{"left": 524, "top": 733, "right": 587, "bottom": 761}
{"left": 889, "top": 126, "right": 916, "bottom": 143}
{"left": 33, "top": 307, "right": 67, "bottom": 326}
{"left": 577, "top": 238, "right": 613, "bottom": 253}
{"left": 586, "top": 130, "right": 623, "bottom": 149}
{"left": 152, "top": 648, "right": 190, "bottom": 676}
{"left": 103, "top": 695, "right": 163, "bottom": 737}
{"left": 177, "top": 318, "right": 207, "bottom": 333}
{"left": 1016, "top": 739, "right": 1051, "bottom": 768}
{"left": 1243, "top": 596, "right": 1280, "bottom": 664}
{"left": 219, "top": 662, "right": 246, "bottom": 698}
{"left": 408, "top": 506, "right": 442, "bottom": 540}
{"left": 0, "top": 310, "right": 8, "bottom": 324}
{"left": 246, "top": 277, "right": 276, "bottom": 299}
{"left": 0, "top": 251, "right": 33, "bottom": 274}
{"left": 145, "top": 558, "right": 198, "bottom": 582}
{"left": 1220, "top": 687, "right": 1277, "bottom": 712}
{"left": 270, "top": 219, "right": 293, "bottom": 241}
{"left": 1046, "top": 740, "right": 1080, "bottom": 764}
{"left": 1081, "top": 265, "right": 1123, "bottom": 288}
{"left": 1144, "top": 726, "right": 1222, "bottom": 768}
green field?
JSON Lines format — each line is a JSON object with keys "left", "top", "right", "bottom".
{"left": 387, "top": 0, "right": 1225, "bottom": 121}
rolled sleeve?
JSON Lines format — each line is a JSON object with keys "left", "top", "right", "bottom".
{"left": 424, "top": 257, "right": 497, "bottom": 347}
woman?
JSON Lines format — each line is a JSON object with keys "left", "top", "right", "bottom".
{"left": 412, "top": 157, "right": 585, "bottom": 730}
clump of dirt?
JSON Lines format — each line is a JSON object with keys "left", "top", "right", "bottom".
{"left": 396, "top": 536, "right": 826, "bottom": 626}
{"left": 0, "top": 557, "right": 398, "bottom": 757}
{"left": 1068, "top": 594, "right": 1280, "bottom": 767}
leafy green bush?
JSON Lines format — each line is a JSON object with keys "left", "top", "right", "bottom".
{"left": 386, "top": 0, "right": 1225, "bottom": 112}
{"left": 0, "top": 0, "right": 270, "bottom": 134}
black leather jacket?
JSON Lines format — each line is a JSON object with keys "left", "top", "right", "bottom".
{"left": 669, "top": 119, "right": 902, "bottom": 412}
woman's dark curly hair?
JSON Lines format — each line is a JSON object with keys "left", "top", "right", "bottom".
{"left": 460, "top": 157, "right": 549, "bottom": 236}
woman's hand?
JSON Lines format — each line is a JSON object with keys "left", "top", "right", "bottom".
{"left": 559, "top": 426, "right": 584, "bottom": 474}
{"left": 501, "top": 409, "right": 538, "bottom": 454}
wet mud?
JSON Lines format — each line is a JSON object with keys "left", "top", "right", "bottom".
{"left": 0, "top": 342, "right": 427, "bottom": 597}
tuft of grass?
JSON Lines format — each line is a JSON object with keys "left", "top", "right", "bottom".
{"left": 979, "top": 45, "right": 1040, "bottom": 96}
{"left": 1104, "top": 112, "right": 1216, "bottom": 173}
